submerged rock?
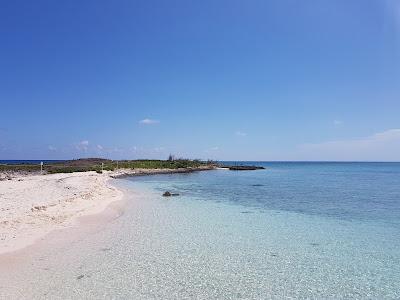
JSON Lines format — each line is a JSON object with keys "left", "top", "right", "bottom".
{"left": 162, "top": 191, "right": 180, "bottom": 197}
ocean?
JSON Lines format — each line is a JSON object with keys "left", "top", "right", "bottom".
{"left": 3, "top": 162, "right": 400, "bottom": 299}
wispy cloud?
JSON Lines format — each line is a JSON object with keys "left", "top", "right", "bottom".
{"left": 235, "top": 131, "right": 247, "bottom": 136}
{"left": 139, "top": 118, "right": 160, "bottom": 125}
{"left": 205, "top": 146, "right": 219, "bottom": 153}
{"left": 297, "top": 129, "right": 400, "bottom": 161}
{"left": 75, "top": 140, "right": 89, "bottom": 152}
{"left": 48, "top": 145, "right": 57, "bottom": 151}
{"left": 97, "top": 144, "right": 103, "bottom": 150}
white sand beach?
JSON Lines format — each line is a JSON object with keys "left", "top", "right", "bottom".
{"left": 0, "top": 171, "right": 124, "bottom": 255}
{"left": 0, "top": 167, "right": 213, "bottom": 255}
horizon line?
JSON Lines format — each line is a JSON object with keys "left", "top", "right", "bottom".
{"left": 1, "top": 159, "right": 400, "bottom": 163}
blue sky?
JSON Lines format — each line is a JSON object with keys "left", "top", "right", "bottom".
{"left": 1, "top": 0, "right": 399, "bottom": 161}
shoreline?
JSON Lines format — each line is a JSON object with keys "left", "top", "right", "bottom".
{"left": 109, "top": 165, "right": 215, "bottom": 178}
{"left": 0, "top": 166, "right": 214, "bottom": 256}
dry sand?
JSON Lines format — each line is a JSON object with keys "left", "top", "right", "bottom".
{"left": 0, "top": 171, "right": 123, "bottom": 255}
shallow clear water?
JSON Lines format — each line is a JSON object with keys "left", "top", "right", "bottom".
{"left": 2, "top": 162, "right": 400, "bottom": 299}
{"left": 123, "top": 162, "right": 400, "bottom": 298}
{"left": 137, "top": 162, "right": 400, "bottom": 227}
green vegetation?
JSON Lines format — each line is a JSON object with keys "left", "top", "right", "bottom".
{"left": 0, "top": 158, "right": 212, "bottom": 174}
{"left": 115, "top": 159, "right": 205, "bottom": 170}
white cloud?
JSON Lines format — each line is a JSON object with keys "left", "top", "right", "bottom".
{"left": 139, "top": 118, "right": 160, "bottom": 125}
{"left": 97, "top": 144, "right": 103, "bottom": 150}
{"left": 75, "top": 140, "right": 89, "bottom": 152}
{"left": 297, "top": 129, "right": 400, "bottom": 161}
{"left": 235, "top": 131, "right": 247, "bottom": 136}
{"left": 373, "top": 129, "right": 400, "bottom": 140}
{"left": 48, "top": 145, "right": 57, "bottom": 151}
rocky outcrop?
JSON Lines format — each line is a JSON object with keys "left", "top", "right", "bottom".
{"left": 162, "top": 191, "right": 180, "bottom": 197}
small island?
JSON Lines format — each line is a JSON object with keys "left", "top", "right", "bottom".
{"left": 0, "top": 158, "right": 215, "bottom": 178}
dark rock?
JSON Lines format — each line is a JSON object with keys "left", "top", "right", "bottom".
{"left": 228, "top": 166, "right": 265, "bottom": 171}
{"left": 163, "top": 191, "right": 179, "bottom": 197}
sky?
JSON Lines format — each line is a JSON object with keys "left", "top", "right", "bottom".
{"left": 1, "top": 0, "right": 399, "bottom": 161}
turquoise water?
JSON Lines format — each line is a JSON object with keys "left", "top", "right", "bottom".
{"left": 123, "top": 162, "right": 400, "bottom": 298}
{"left": 136, "top": 162, "right": 400, "bottom": 226}
{"left": 3, "top": 162, "right": 400, "bottom": 299}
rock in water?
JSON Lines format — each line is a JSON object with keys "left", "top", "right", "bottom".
{"left": 163, "top": 191, "right": 180, "bottom": 197}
